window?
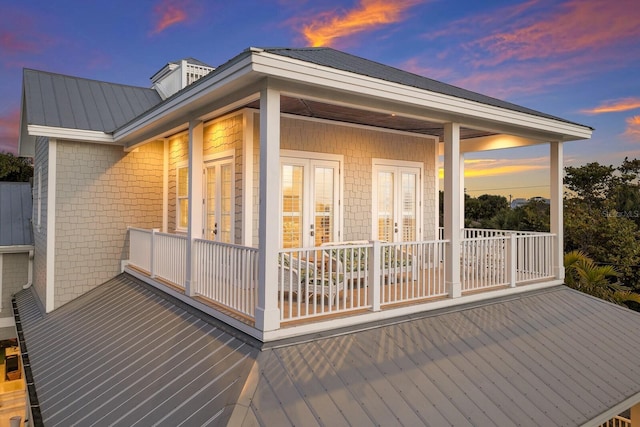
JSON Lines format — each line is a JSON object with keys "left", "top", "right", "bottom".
{"left": 177, "top": 165, "right": 189, "bottom": 231}
{"left": 33, "top": 166, "right": 42, "bottom": 230}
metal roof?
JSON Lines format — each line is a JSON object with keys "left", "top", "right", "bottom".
{"left": 0, "top": 182, "right": 33, "bottom": 246}
{"left": 241, "top": 286, "right": 640, "bottom": 427}
{"left": 22, "top": 69, "right": 162, "bottom": 133}
{"left": 261, "top": 47, "right": 591, "bottom": 129}
{"left": 15, "top": 274, "right": 640, "bottom": 426}
{"left": 13, "top": 274, "right": 258, "bottom": 426}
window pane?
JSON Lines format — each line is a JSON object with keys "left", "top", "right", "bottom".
{"left": 206, "top": 166, "right": 217, "bottom": 240}
{"left": 179, "top": 199, "right": 189, "bottom": 228}
{"left": 377, "top": 171, "right": 394, "bottom": 242}
{"left": 282, "top": 165, "right": 303, "bottom": 248}
{"left": 401, "top": 173, "right": 416, "bottom": 242}
{"left": 314, "top": 167, "right": 334, "bottom": 245}
{"left": 220, "top": 164, "right": 232, "bottom": 243}
{"left": 178, "top": 167, "right": 188, "bottom": 197}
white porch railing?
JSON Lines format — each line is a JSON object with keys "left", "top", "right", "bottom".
{"left": 461, "top": 230, "right": 555, "bottom": 292}
{"left": 193, "top": 239, "right": 258, "bottom": 318}
{"left": 128, "top": 228, "right": 187, "bottom": 288}
{"left": 278, "top": 240, "right": 448, "bottom": 322}
{"left": 128, "top": 228, "right": 555, "bottom": 326}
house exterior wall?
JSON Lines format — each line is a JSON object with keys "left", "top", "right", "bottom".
{"left": 167, "top": 113, "right": 246, "bottom": 243}
{"left": 251, "top": 112, "right": 438, "bottom": 245}
{"left": 53, "top": 140, "right": 164, "bottom": 308}
{"left": 33, "top": 136, "right": 49, "bottom": 309}
{"left": 1, "top": 252, "right": 29, "bottom": 338}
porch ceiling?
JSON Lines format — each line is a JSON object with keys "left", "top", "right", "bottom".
{"left": 247, "top": 96, "right": 495, "bottom": 141}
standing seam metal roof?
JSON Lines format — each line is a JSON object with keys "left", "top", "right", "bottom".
{"left": 15, "top": 274, "right": 640, "bottom": 426}
{"left": 22, "top": 69, "right": 162, "bottom": 133}
{"left": 0, "top": 182, "right": 33, "bottom": 246}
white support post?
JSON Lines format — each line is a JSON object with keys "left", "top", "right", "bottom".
{"left": 242, "top": 111, "right": 255, "bottom": 247}
{"left": 150, "top": 228, "right": 157, "bottom": 278}
{"left": 255, "top": 85, "right": 281, "bottom": 332}
{"left": 550, "top": 141, "right": 564, "bottom": 281}
{"left": 460, "top": 153, "right": 465, "bottom": 227}
{"left": 46, "top": 138, "right": 57, "bottom": 313}
{"left": 368, "top": 240, "right": 382, "bottom": 311}
{"left": 162, "top": 138, "right": 169, "bottom": 233}
{"left": 185, "top": 120, "right": 204, "bottom": 297}
{"left": 444, "top": 123, "right": 462, "bottom": 298}
{"left": 507, "top": 233, "right": 517, "bottom": 287}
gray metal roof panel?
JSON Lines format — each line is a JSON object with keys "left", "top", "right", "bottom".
{"left": 243, "top": 287, "right": 640, "bottom": 427}
{"left": 262, "top": 47, "right": 591, "bottom": 129}
{"left": 0, "top": 182, "right": 33, "bottom": 246}
{"left": 23, "top": 69, "right": 162, "bottom": 133}
{"left": 14, "top": 274, "right": 257, "bottom": 427}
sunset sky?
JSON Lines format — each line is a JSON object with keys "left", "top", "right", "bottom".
{"left": 1, "top": 0, "right": 638, "bottom": 199}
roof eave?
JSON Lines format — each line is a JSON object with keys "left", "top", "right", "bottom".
{"left": 113, "top": 52, "right": 255, "bottom": 146}
{"left": 27, "top": 125, "right": 117, "bottom": 145}
{"left": 251, "top": 50, "right": 593, "bottom": 142}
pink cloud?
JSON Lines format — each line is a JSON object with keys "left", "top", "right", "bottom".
{"left": 582, "top": 98, "right": 640, "bottom": 115}
{"left": 470, "top": 0, "right": 640, "bottom": 67}
{"left": 0, "top": 108, "right": 20, "bottom": 155}
{"left": 625, "top": 116, "right": 640, "bottom": 141}
{"left": 150, "top": 0, "right": 190, "bottom": 35}
{"left": 299, "top": 0, "right": 424, "bottom": 47}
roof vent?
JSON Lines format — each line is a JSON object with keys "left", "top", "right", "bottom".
{"left": 150, "top": 58, "right": 214, "bottom": 100}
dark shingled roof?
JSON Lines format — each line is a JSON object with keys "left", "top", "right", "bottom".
{"left": 0, "top": 182, "right": 33, "bottom": 246}
{"left": 22, "top": 69, "right": 162, "bottom": 133}
{"left": 14, "top": 273, "right": 640, "bottom": 426}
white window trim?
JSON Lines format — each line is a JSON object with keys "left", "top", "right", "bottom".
{"left": 176, "top": 161, "right": 189, "bottom": 232}
{"left": 34, "top": 166, "right": 42, "bottom": 231}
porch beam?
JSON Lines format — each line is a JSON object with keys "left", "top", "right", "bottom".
{"left": 550, "top": 141, "right": 564, "bottom": 280}
{"left": 256, "top": 84, "right": 281, "bottom": 332}
{"left": 185, "top": 120, "right": 204, "bottom": 296}
{"left": 444, "top": 122, "right": 462, "bottom": 298}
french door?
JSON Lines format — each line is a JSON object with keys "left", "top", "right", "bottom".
{"left": 205, "top": 158, "right": 234, "bottom": 243}
{"left": 281, "top": 156, "right": 340, "bottom": 248}
{"left": 373, "top": 162, "right": 422, "bottom": 242}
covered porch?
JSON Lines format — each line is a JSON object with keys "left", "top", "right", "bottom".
{"left": 113, "top": 48, "right": 588, "bottom": 341}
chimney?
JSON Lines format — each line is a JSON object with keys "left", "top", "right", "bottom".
{"left": 150, "top": 58, "right": 215, "bottom": 100}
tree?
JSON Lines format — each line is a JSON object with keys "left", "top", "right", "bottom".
{"left": 0, "top": 152, "right": 33, "bottom": 182}
{"left": 564, "top": 250, "right": 640, "bottom": 307}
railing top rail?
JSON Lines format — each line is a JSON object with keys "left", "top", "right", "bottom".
{"left": 379, "top": 239, "right": 447, "bottom": 247}
{"left": 194, "top": 238, "right": 258, "bottom": 252}
{"left": 128, "top": 226, "right": 152, "bottom": 233}
{"left": 155, "top": 231, "right": 188, "bottom": 240}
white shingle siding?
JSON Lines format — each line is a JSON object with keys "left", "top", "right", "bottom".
{"left": 53, "top": 140, "right": 164, "bottom": 307}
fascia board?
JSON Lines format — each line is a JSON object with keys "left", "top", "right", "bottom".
{"left": 113, "top": 55, "right": 254, "bottom": 142}
{"left": 27, "top": 125, "right": 117, "bottom": 144}
{"left": 251, "top": 52, "right": 592, "bottom": 141}
{"left": 0, "top": 245, "right": 34, "bottom": 254}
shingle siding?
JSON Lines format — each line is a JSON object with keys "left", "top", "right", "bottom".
{"left": 53, "top": 140, "right": 164, "bottom": 307}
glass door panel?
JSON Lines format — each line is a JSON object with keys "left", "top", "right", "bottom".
{"left": 206, "top": 165, "right": 217, "bottom": 240}
{"left": 281, "top": 157, "right": 340, "bottom": 248}
{"left": 377, "top": 171, "right": 394, "bottom": 242}
{"left": 313, "top": 166, "right": 335, "bottom": 246}
{"left": 205, "top": 159, "right": 234, "bottom": 243}
{"left": 282, "top": 164, "right": 304, "bottom": 248}
{"left": 401, "top": 172, "right": 417, "bottom": 242}
{"left": 219, "top": 163, "right": 233, "bottom": 243}
{"left": 373, "top": 164, "right": 421, "bottom": 242}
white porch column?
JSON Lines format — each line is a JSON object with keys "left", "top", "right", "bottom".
{"left": 550, "top": 141, "right": 564, "bottom": 280}
{"left": 631, "top": 402, "right": 640, "bottom": 427}
{"left": 460, "top": 152, "right": 466, "bottom": 227}
{"left": 444, "top": 123, "right": 462, "bottom": 298}
{"left": 185, "top": 120, "right": 204, "bottom": 296}
{"left": 255, "top": 85, "right": 281, "bottom": 332}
